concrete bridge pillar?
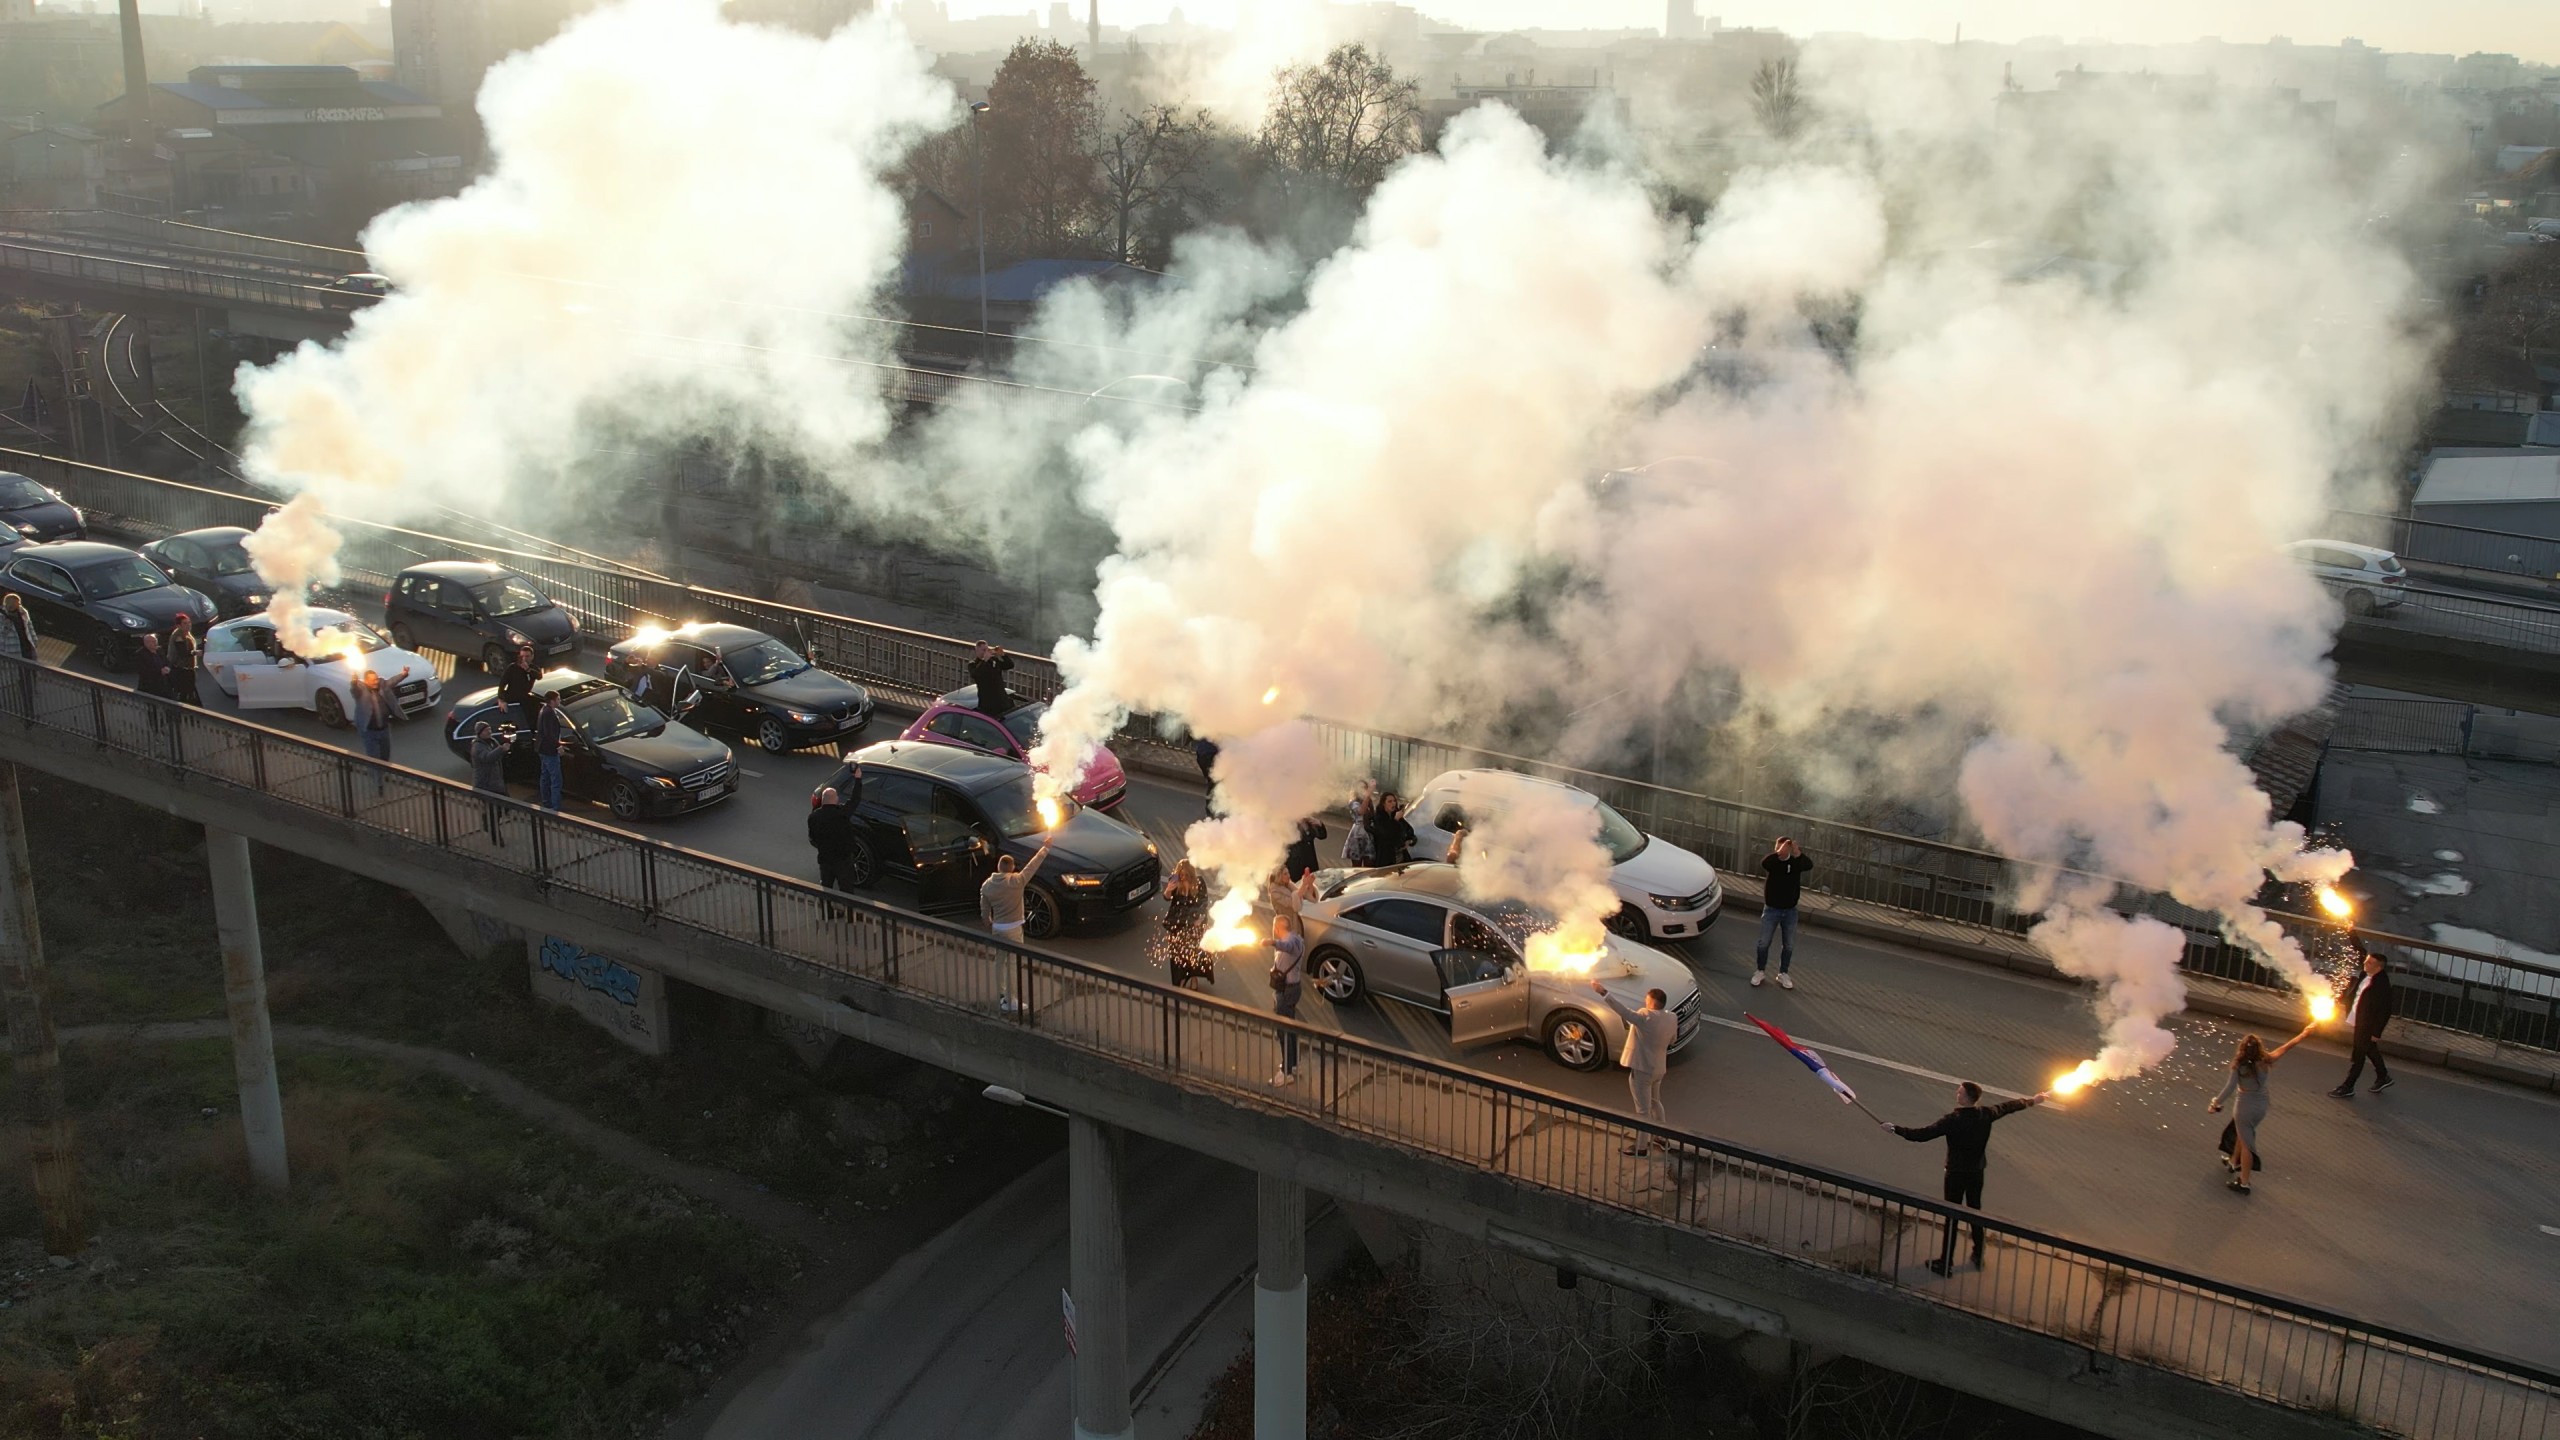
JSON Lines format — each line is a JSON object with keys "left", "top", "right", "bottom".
{"left": 0, "top": 764, "right": 86, "bottom": 1254}
{"left": 206, "top": 827, "right": 287, "bottom": 1193}
{"left": 1069, "top": 1113, "right": 1132, "bottom": 1440}
{"left": 1254, "top": 1174, "right": 1308, "bottom": 1440}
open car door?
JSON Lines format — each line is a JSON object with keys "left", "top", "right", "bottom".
{"left": 903, "top": 814, "right": 989, "bottom": 917}
{"left": 233, "top": 656, "right": 309, "bottom": 712}
{"left": 1436, "top": 948, "right": 1530, "bottom": 1047}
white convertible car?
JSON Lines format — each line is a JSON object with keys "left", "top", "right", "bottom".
{"left": 203, "top": 609, "right": 441, "bottom": 727}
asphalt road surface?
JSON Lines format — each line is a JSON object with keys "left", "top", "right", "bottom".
{"left": 62, "top": 632, "right": 2560, "bottom": 1374}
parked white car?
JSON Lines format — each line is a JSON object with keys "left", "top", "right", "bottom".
{"left": 1404, "top": 769, "right": 1723, "bottom": 941}
{"left": 2283, "top": 539, "right": 2407, "bottom": 616}
{"left": 202, "top": 609, "right": 440, "bottom": 727}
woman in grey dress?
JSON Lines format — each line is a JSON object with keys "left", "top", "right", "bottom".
{"left": 2209, "top": 1021, "right": 2318, "bottom": 1195}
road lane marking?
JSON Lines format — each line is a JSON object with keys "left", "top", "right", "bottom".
{"left": 1696, "top": 1014, "right": 2028, "bottom": 1100}
{"left": 2540, "top": 1225, "right": 2560, "bottom": 1239}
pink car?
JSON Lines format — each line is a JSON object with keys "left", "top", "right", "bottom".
{"left": 899, "top": 689, "right": 1128, "bottom": 811}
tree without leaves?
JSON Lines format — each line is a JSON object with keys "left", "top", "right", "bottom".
{"left": 1094, "top": 104, "right": 1222, "bottom": 266}
{"left": 1751, "top": 56, "right": 1809, "bottom": 141}
{"left": 985, "top": 38, "right": 1101, "bottom": 258}
{"left": 1257, "top": 43, "right": 1424, "bottom": 194}
{"left": 2442, "top": 244, "right": 2560, "bottom": 402}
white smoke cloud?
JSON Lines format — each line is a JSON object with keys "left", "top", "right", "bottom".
{"left": 232, "top": 0, "right": 954, "bottom": 606}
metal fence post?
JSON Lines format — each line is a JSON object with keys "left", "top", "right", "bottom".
{"left": 640, "top": 846, "right": 658, "bottom": 917}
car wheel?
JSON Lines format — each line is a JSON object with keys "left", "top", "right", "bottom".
{"left": 840, "top": 834, "right": 880, "bottom": 887}
{"left": 389, "top": 621, "right": 417, "bottom": 651}
{"left": 313, "top": 687, "right": 348, "bottom": 729}
{"left": 86, "top": 631, "right": 133, "bottom": 671}
{"left": 1311, "top": 947, "right": 1364, "bottom": 1003}
{"left": 1545, "top": 1010, "right": 1607, "bottom": 1072}
{"left": 1023, "top": 884, "right": 1063, "bottom": 941}
{"left": 756, "top": 718, "right": 791, "bottom": 753}
{"left": 606, "top": 777, "right": 643, "bottom": 821}
{"left": 1605, "top": 903, "right": 1650, "bottom": 940}
{"left": 481, "top": 643, "right": 510, "bottom": 678}
{"left": 2344, "top": 590, "right": 2377, "bottom": 617}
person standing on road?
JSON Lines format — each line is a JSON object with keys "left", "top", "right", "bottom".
{"left": 1284, "top": 815, "right": 1328, "bottom": 881}
{"left": 501, "top": 644, "right": 541, "bottom": 732}
{"left": 1, "top": 592, "right": 40, "bottom": 715}
{"left": 1342, "top": 780, "right": 1376, "bottom": 866}
{"left": 979, "top": 840, "right": 1054, "bottom": 941}
{"left": 2330, "top": 953, "right": 2396, "bottom": 1098}
{"left": 469, "top": 720, "right": 509, "bottom": 843}
{"left": 535, "top": 689, "right": 568, "bottom": 811}
{"left": 967, "top": 641, "right": 1014, "bottom": 716}
{"left": 2215, "top": 1022, "right": 2317, "bottom": 1194}
{"left": 1366, "top": 792, "right": 1416, "bottom": 866}
{"left": 807, "top": 786, "right": 855, "bottom": 890}
{"left": 1154, "top": 858, "right": 1213, "bottom": 987}
{"left": 1885, "top": 1081, "right": 2049, "bottom": 1274}
{"left": 132, "top": 632, "right": 170, "bottom": 698}
{"left": 163, "top": 615, "right": 201, "bottom": 706}
{"left": 352, "top": 667, "right": 399, "bottom": 764}
{"left": 1269, "top": 912, "right": 1306, "bottom": 1087}
{"left": 1752, "top": 837, "right": 1813, "bottom": 990}
{"left": 1592, "top": 982, "right": 1677, "bottom": 1155}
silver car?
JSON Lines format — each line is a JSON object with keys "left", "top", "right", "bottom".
{"left": 1297, "top": 863, "right": 1703, "bottom": 1071}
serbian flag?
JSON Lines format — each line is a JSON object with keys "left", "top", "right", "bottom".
{"left": 1747, "top": 1013, "right": 1858, "bottom": 1104}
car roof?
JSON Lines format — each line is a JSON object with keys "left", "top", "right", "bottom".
{"left": 1337, "top": 862, "right": 1469, "bottom": 901}
{"left": 933, "top": 686, "right": 1040, "bottom": 718}
{"left": 398, "top": 560, "right": 516, "bottom": 581}
{"left": 847, "top": 739, "right": 1026, "bottom": 790}
{"left": 533, "top": 669, "right": 610, "bottom": 696}
{"left": 215, "top": 607, "right": 355, "bottom": 631}
{"left": 2290, "top": 539, "right": 2397, "bottom": 561}
{"left": 166, "top": 526, "right": 253, "bottom": 544}
{"left": 12, "top": 540, "right": 140, "bottom": 567}
{"left": 1426, "top": 768, "right": 1596, "bottom": 807}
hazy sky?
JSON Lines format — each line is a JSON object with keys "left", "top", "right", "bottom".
{"left": 954, "top": 1, "right": 2560, "bottom": 64}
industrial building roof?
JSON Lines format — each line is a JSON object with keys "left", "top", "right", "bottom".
{"left": 2414, "top": 451, "right": 2560, "bottom": 507}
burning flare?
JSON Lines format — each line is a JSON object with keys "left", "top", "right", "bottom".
{"left": 1522, "top": 922, "right": 1609, "bottom": 976}
{"left": 1260, "top": 686, "right": 1280, "bottom": 706}
{"left": 1198, "top": 889, "right": 1260, "bottom": 952}
{"left": 2050, "top": 1060, "right": 2103, "bottom": 1097}
{"left": 1035, "top": 795, "right": 1063, "bottom": 830}
{"left": 2308, "top": 993, "right": 2337, "bottom": 1024}
{"left": 2316, "top": 885, "right": 2354, "bottom": 921}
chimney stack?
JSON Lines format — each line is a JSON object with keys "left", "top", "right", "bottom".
{"left": 1088, "top": 0, "right": 1097, "bottom": 51}
{"left": 117, "top": 0, "right": 152, "bottom": 148}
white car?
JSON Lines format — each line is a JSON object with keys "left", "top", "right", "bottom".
{"left": 1405, "top": 769, "right": 1723, "bottom": 941}
{"left": 2284, "top": 539, "right": 2407, "bottom": 616}
{"left": 202, "top": 609, "right": 441, "bottom": 727}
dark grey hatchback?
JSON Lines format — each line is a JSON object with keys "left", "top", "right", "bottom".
{"left": 0, "top": 473, "right": 85, "bottom": 545}
{"left": 383, "top": 561, "right": 578, "bottom": 676}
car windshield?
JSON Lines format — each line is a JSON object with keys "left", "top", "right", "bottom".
{"left": 0, "top": 477, "right": 50, "bottom": 508}
{"left": 568, "top": 691, "right": 661, "bottom": 742}
{"left": 724, "top": 638, "right": 808, "bottom": 686}
{"left": 1000, "top": 700, "right": 1046, "bottom": 746}
{"left": 469, "top": 575, "right": 549, "bottom": 617}
{"left": 75, "top": 557, "right": 170, "bottom": 600}
{"left": 1593, "top": 801, "right": 1649, "bottom": 864}
{"left": 978, "top": 773, "right": 1066, "bottom": 839}
{"left": 205, "top": 539, "right": 256, "bottom": 576}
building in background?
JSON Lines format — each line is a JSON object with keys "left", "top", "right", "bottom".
{"left": 0, "top": 119, "right": 104, "bottom": 206}
{"left": 2413, "top": 451, "right": 2560, "bottom": 545}
{"left": 97, "top": 63, "right": 462, "bottom": 223}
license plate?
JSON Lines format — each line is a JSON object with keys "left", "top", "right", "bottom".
{"left": 1125, "top": 882, "right": 1153, "bottom": 903}
{"left": 694, "top": 783, "right": 728, "bottom": 799}
{"left": 547, "top": 640, "right": 575, "bottom": 655}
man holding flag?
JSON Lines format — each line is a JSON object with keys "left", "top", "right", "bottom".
{"left": 1885, "top": 1081, "right": 2049, "bottom": 1276}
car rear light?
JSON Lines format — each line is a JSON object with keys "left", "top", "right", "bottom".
{"left": 383, "top": 592, "right": 393, "bottom": 609}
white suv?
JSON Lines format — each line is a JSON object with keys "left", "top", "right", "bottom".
{"left": 2284, "top": 539, "right": 2406, "bottom": 616}
{"left": 1405, "top": 769, "right": 1722, "bottom": 941}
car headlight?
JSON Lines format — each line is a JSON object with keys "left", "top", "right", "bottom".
{"left": 12, "top": 523, "right": 36, "bottom": 537}
{"left": 782, "top": 708, "right": 818, "bottom": 724}
{"left": 505, "top": 630, "right": 529, "bottom": 647}
{"left": 1648, "top": 892, "right": 1691, "bottom": 909}
{"left": 563, "top": 611, "right": 578, "bottom": 631}
{"left": 1059, "top": 873, "right": 1105, "bottom": 888}
{"left": 646, "top": 776, "right": 677, "bottom": 789}
{"left": 244, "top": 592, "right": 268, "bottom": 606}
{"left": 115, "top": 611, "right": 147, "bottom": 629}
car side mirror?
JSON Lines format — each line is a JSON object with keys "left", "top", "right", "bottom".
{"left": 677, "top": 693, "right": 702, "bottom": 714}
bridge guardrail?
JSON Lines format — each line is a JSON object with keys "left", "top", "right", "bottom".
{"left": 0, "top": 654, "right": 2551, "bottom": 1440}
{"left": 0, "top": 239, "right": 334, "bottom": 313}
{"left": 6, "top": 444, "right": 2556, "bottom": 1053}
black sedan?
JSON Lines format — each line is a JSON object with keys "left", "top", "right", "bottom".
{"left": 0, "top": 473, "right": 85, "bottom": 545}
{"left": 812, "top": 741, "right": 1160, "bottom": 938}
{"left": 602, "top": 621, "right": 872, "bottom": 753}
{"left": 0, "top": 541, "right": 217, "bottom": 668}
{"left": 444, "top": 671, "right": 736, "bottom": 821}
{"left": 139, "top": 526, "right": 305, "bottom": 619}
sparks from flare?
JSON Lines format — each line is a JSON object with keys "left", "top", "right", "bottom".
{"left": 2316, "top": 885, "right": 2354, "bottom": 920}
{"left": 1522, "top": 922, "right": 1608, "bottom": 976}
{"left": 1198, "top": 889, "right": 1260, "bottom": 952}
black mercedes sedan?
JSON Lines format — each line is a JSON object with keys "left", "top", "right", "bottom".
{"left": 602, "top": 621, "right": 872, "bottom": 753}
{"left": 0, "top": 473, "right": 85, "bottom": 545}
{"left": 0, "top": 541, "right": 217, "bottom": 668}
{"left": 443, "top": 670, "right": 736, "bottom": 821}
{"left": 811, "top": 741, "right": 1160, "bottom": 939}
{"left": 139, "top": 526, "right": 301, "bottom": 619}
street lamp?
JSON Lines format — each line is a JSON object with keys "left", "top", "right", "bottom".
{"left": 970, "top": 99, "right": 992, "bottom": 367}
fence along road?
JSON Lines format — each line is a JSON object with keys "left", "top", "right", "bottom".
{"left": 8, "top": 445, "right": 2553, "bottom": 1064}
{"left": 0, "top": 657, "right": 2551, "bottom": 1440}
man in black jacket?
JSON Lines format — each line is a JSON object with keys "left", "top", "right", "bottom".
{"left": 2330, "top": 952, "right": 2396, "bottom": 1097}
{"left": 967, "top": 641, "right": 1013, "bottom": 717}
{"left": 1283, "top": 816, "right": 1328, "bottom": 880}
{"left": 807, "top": 786, "right": 856, "bottom": 891}
{"left": 500, "top": 643, "right": 541, "bottom": 732}
{"left": 1753, "top": 837, "right": 1814, "bottom": 990}
{"left": 1886, "top": 1081, "right": 2048, "bottom": 1274}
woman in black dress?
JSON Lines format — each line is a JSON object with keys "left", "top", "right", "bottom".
{"left": 1155, "top": 859, "right": 1214, "bottom": 987}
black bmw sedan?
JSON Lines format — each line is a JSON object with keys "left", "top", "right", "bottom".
{"left": 602, "top": 621, "right": 872, "bottom": 753}
{"left": 443, "top": 670, "right": 736, "bottom": 821}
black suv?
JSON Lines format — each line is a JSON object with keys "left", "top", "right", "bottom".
{"left": 0, "top": 541, "right": 217, "bottom": 667}
{"left": 384, "top": 561, "right": 578, "bottom": 676}
{"left": 813, "top": 741, "right": 1159, "bottom": 939}
{"left": 443, "top": 670, "right": 735, "bottom": 821}
{"left": 602, "top": 621, "right": 872, "bottom": 753}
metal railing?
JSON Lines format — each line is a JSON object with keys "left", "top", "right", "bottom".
{"left": 2332, "top": 696, "right": 2560, "bottom": 764}
{"left": 2, "top": 208, "right": 361, "bottom": 276}
{"left": 0, "top": 654, "right": 2548, "bottom": 1438}
{"left": 0, "top": 238, "right": 337, "bottom": 314}
{"left": 9, "top": 445, "right": 2557, "bottom": 1053}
